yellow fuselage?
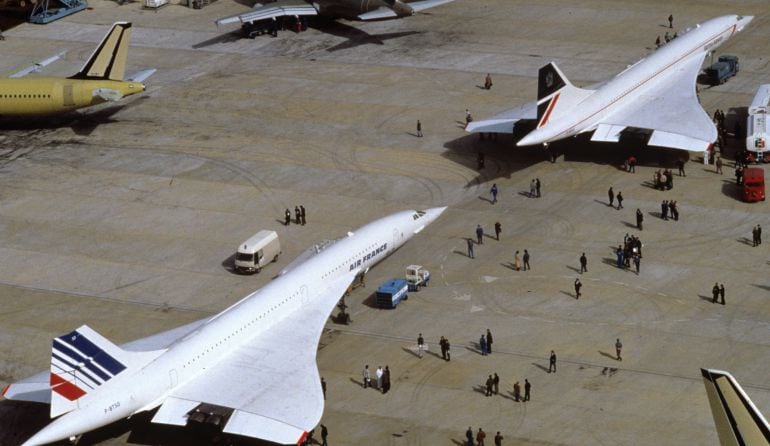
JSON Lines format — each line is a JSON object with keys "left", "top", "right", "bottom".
{"left": 0, "top": 77, "right": 145, "bottom": 116}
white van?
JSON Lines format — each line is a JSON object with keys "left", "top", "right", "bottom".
{"left": 234, "top": 230, "right": 281, "bottom": 274}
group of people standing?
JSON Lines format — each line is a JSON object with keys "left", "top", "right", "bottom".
{"left": 361, "top": 364, "right": 391, "bottom": 394}
{"left": 661, "top": 200, "right": 679, "bottom": 221}
{"left": 616, "top": 233, "right": 643, "bottom": 274}
{"left": 284, "top": 205, "right": 306, "bottom": 225}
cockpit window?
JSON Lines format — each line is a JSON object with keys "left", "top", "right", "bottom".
{"left": 413, "top": 210, "right": 426, "bottom": 220}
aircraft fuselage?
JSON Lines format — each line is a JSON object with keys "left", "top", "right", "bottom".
{"left": 314, "top": 0, "right": 412, "bottom": 20}
{"left": 0, "top": 77, "right": 146, "bottom": 116}
{"left": 21, "top": 208, "right": 445, "bottom": 446}
{"left": 517, "top": 14, "right": 752, "bottom": 146}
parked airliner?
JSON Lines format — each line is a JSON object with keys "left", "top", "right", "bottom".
{"left": 216, "top": 0, "right": 455, "bottom": 27}
{"left": 467, "top": 15, "right": 753, "bottom": 152}
{"left": 3, "top": 207, "right": 446, "bottom": 446}
{"left": 0, "top": 22, "right": 155, "bottom": 117}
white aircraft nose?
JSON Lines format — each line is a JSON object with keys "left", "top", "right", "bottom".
{"left": 736, "top": 15, "right": 753, "bottom": 32}
{"left": 423, "top": 206, "right": 447, "bottom": 224}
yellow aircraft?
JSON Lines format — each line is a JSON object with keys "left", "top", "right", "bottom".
{"left": 0, "top": 22, "right": 155, "bottom": 117}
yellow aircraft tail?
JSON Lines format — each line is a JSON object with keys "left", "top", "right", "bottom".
{"left": 70, "top": 22, "right": 132, "bottom": 81}
{"left": 701, "top": 368, "right": 770, "bottom": 446}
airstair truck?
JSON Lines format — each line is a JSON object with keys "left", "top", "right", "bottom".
{"left": 234, "top": 230, "right": 281, "bottom": 274}
{"left": 746, "top": 84, "right": 770, "bottom": 162}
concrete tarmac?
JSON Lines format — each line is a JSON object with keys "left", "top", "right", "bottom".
{"left": 0, "top": 1, "right": 769, "bottom": 445}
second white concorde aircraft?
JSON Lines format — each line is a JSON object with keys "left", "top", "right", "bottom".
{"left": 467, "top": 14, "right": 753, "bottom": 152}
{"left": 3, "top": 207, "right": 447, "bottom": 446}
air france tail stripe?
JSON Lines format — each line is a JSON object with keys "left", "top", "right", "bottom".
{"left": 55, "top": 333, "right": 126, "bottom": 375}
{"left": 50, "top": 373, "right": 87, "bottom": 401}
{"left": 53, "top": 340, "right": 114, "bottom": 380}
{"left": 65, "top": 331, "right": 126, "bottom": 375}
{"left": 51, "top": 357, "right": 98, "bottom": 389}
{"left": 1, "top": 384, "right": 9, "bottom": 397}
{"left": 52, "top": 349, "right": 109, "bottom": 383}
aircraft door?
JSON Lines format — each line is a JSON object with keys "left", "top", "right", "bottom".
{"left": 62, "top": 84, "right": 75, "bottom": 107}
{"left": 393, "top": 228, "right": 400, "bottom": 250}
{"left": 169, "top": 369, "right": 178, "bottom": 388}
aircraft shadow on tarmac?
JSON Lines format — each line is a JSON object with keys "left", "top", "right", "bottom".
{"left": 0, "top": 98, "right": 148, "bottom": 136}
{"left": 316, "top": 21, "right": 421, "bottom": 52}
{"left": 442, "top": 126, "right": 698, "bottom": 188}
{"left": 0, "top": 400, "right": 281, "bottom": 446}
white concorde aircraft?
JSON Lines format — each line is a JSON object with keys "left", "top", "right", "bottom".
{"left": 701, "top": 369, "right": 770, "bottom": 446}
{"left": 467, "top": 15, "right": 753, "bottom": 152}
{"left": 3, "top": 207, "right": 447, "bottom": 446}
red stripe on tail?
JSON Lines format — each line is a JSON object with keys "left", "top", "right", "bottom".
{"left": 296, "top": 431, "right": 308, "bottom": 445}
{"left": 50, "top": 373, "right": 86, "bottom": 401}
{"left": 538, "top": 93, "right": 560, "bottom": 128}
{"left": 1, "top": 384, "right": 9, "bottom": 398}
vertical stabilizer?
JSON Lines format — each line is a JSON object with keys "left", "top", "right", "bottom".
{"left": 535, "top": 62, "right": 593, "bottom": 128}
{"left": 71, "top": 22, "right": 132, "bottom": 81}
{"left": 701, "top": 368, "right": 770, "bottom": 446}
{"left": 49, "top": 325, "right": 163, "bottom": 418}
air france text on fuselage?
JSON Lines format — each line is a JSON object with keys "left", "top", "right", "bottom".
{"left": 349, "top": 243, "right": 387, "bottom": 271}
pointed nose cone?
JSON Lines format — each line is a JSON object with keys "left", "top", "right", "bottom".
{"left": 423, "top": 206, "right": 447, "bottom": 225}
{"left": 736, "top": 15, "right": 753, "bottom": 32}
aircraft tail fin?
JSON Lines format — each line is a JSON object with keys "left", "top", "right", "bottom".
{"left": 535, "top": 62, "right": 594, "bottom": 128}
{"left": 70, "top": 22, "right": 133, "bottom": 81}
{"left": 49, "top": 325, "right": 162, "bottom": 418}
{"left": 701, "top": 368, "right": 770, "bottom": 446}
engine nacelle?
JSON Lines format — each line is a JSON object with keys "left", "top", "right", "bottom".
{"left": 383, "top": 0, "right": 414, "bottom": 17}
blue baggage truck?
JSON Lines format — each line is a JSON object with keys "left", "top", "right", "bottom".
{"left": 376, "top": 279, "right": 408, "bottom": 309}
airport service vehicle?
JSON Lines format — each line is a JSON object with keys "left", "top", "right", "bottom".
{"left": 234, "top": 230, "right": 281, "bottom": 273}
{"left": 216, "top": 0, "right": 455, "bottom": 29}
{"left": 701, "top": 369, "right": 770, "bottom": 445}
{"left": 467, "top": 15, "right": 753, "bottom": 153}
{"left": 375, "top": 278, "right": 408, "bottom": 309}
{"left": 0, "top": 22, "right": 155, "bottom": 117}
{"left": 3, "top": 207, "right": 446, "bottom": 446}
{"left": 704, "top": 55, "right": 739, "bottom": 85}
{"left": 746, "top": 84, "right": 770, "bottom": 162}
{"left": 405, "top": 264, "right": 430, "bottom": 291}
{"left": 741, "top": 168, "right": 765, "bottom": 202}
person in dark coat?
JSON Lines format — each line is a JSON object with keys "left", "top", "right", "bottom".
{"left": 524, "top": 379, "right": 531, "bottom": 401}
{"left": 574, "top": 278, "right": 582, "bottom": 299}
{"left": 294, "top": 206, "right": 301, "bottom": 224}
{"left": 300, "top": 205, "right": 306, "bottom": 225}
{"left": 466, "top": 427, "right": 474, "bottom": 446}
{"left": 608, "top": 187, "right": 614, "bottom": 207}
{"left": 636, "top": 208, "right": 644, "bottom": 230}
{"left": 382, "top": 366, "right": 391, "bottom": 393}
{"left": 486, "top": 329, "right": 493, "bottom": 354}
{"left": 712, "top": 283, "right": 720, "bottom": 303}
{"left": 719, "top": 284, "right": 725, "bottom": 305}
{"left": 321, "top": 424, "right": 328, "bottom": 446}
{"left": 549, "top": 350, "right": 557, "bottom": 373}
{"left": 285, "top": 208, "right": 291, "bottom": 226}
